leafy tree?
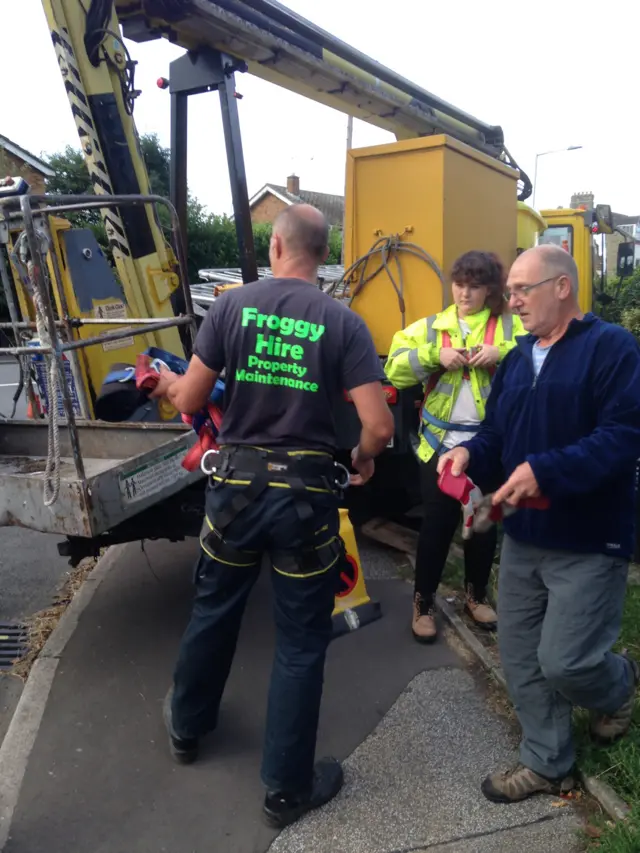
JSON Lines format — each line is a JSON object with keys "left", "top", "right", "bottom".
{"left": 594, "top": 267, "right": 640, "bottom": 328}
{"left": 42, "top": 134, "right": 343, "bottom": 281}
{"left": 46, "top": 145, "right": 95, "bottom": 201}
{"left": 327, "top": 226, "right": 343, "bottom": 264}
{"left": 45, "top": 145, "right": 105, "bottom": 249}
{"left": 139, "top": 133, "right": 170, "bottom": 200}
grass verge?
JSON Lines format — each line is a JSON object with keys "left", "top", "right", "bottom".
{"left": 574, "top": 584, "right": 640, "bottom": 850}
{"left": 442, "top": 538, "right": 640, "bottom": 851}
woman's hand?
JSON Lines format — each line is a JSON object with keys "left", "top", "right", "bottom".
{"left": 468, "top": 345, "right": 500, "bottom": 368}
{"left": 439, "top": 347, "right": 468, "bottom": 370}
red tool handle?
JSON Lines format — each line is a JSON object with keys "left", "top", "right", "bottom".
{"left": 518, "top": 495, "right": 550, "bottom": 510}
{"left": 135, "top": 354, "right": 160, "bottom": 392}
{"left": 437, "top": 458, "right": 475, "bottom": 503}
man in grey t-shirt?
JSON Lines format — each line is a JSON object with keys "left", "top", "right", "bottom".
{"left": 151, "top": 204, "right": 393, "bottom": 827}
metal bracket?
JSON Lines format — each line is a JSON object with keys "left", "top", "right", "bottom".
{"left": 167, "top": 47, "right": 258, "bottom": 285}
{"left": 168, "top": 47, "right": 227, "bottom": 96}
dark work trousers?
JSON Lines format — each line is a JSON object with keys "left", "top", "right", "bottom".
{"left": 415, "top": 453, "right": 498, "bottom": 604}
{"left": 171, "top": 480, "right": 341, "bottom": 795}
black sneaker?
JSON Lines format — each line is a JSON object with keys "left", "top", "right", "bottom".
{"left": 262, "top": 757, "right": 344, "bottom": 829}
{"left": 163, "top": 688, "right": 199, "bottom": 765}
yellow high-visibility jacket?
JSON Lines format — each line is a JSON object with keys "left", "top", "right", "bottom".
{"left": 385, "top": 304, "right": 524, "bottom": 463}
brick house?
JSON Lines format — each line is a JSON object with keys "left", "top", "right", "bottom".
{"left": 248, "top": 174, "right": 344, "bottom": 228}
{"left": 0, "top": 134, "right": 54, "bottom": 194}
{"left": 569, "top": 192, "right": 639, "bottom": 277}
{"left": 606, "top": 213, "right": 640, "bottom": 276}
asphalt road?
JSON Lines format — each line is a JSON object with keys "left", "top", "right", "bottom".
{"left": 0, "top": 528, "right": 71, "bottom": 624}
{"left": 0, "top": 358, "right": 71, "bottom": 622}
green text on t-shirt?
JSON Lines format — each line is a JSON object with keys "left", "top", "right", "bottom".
{"left": 236, "top": 306, "right": 326, "bottom": 392}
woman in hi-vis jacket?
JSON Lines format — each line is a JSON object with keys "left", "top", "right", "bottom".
{"left": 385, "top": 251, "right": 524, "bottom": 643}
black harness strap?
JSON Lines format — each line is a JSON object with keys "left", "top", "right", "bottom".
{"left": 201, "top": 446, "right": 344, "bottom": 574}
{"left": 287, "top": 473, "right": 315, "bottom": 526}
{"left": 200, "top": 521, "right": 260, "bottom": 567}
{"left": 213, "top": 470, "right": 270, "bottom": 534}
{"left": 271, "top": 535, "right": 342, "bottom": 577}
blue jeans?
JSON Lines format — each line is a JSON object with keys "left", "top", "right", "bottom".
{"left": 171, "top": 481, "right": 341, "bottom": 793}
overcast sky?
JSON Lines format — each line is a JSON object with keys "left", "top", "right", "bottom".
{"left": 2, "top": 0, "right": 639, "bottom": 218}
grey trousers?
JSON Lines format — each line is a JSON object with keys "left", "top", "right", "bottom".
{"left": 498, "top": 534, "right": 632, "bottom": 779}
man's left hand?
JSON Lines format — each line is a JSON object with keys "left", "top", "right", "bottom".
{"left": 492, "top": 462, "right": 540, "bottom": 506}
{"left": 468, "top": 344, "right": 500, "bottom": 368}
{"left": 149, "top": 366, "right": 179, "bottom": 400}
{"left": 350, "top": 445, "right": 375, "bottom": 486}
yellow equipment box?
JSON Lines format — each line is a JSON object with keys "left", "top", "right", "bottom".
{"left": 343, "top": 134, "right": 519, "bottom": 355}
{"left": 517, "top": 201, "right": 547, "bottom": 253}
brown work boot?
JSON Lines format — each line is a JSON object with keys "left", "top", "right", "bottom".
{"left": 412, "top": 593, "right": 437, "bottom": 644}
{"left": 464, "top": 583, "right": 497, "bottom": 631}
{"left": 481, "top": 763, "right": 574, "bottom": 804}
{"left": 590, "top": 653, "right": 640, "bottom": 744}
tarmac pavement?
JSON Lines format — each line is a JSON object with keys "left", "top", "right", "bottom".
{"left": 0, "top": 537, "right": 584, "bottom": 853}
{"left": 0, "top": 526, "right": 76, "bottom": 753}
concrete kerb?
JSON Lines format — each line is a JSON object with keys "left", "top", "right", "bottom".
{"left": 0, "top": 544, "right": 127, "bottom": 852}
{"left": 435, "top": 594, "right": 632, "bottom": 825}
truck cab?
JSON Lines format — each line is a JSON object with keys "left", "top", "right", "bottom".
{"left": 537, "top": 208, "right": 596, "bottom": 314}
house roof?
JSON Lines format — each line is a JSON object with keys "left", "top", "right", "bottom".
{"left": 249, "top": 182, "right": 344, "bottom": 227}
{"left": 0, "top": 134, "right": 55, "bottom": 177}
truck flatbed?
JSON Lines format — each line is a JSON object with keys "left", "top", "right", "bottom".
{"left": 0, "top": 421, "right": 202, "bottom": 538}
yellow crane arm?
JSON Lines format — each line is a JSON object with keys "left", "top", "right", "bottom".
{"left": 40, "top": 0, "right": 186, "bottom": 357}
{"left": 38, "top": 0, "right": 531, "bottom": 334}
{"left": 116, "top": 0, "right": 523, "bottom": 169}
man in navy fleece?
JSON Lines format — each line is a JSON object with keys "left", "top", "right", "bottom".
{"left": 439, "top": 243, "right": 640, "bottom": 804}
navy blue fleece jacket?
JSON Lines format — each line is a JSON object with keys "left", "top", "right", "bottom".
{"left": 462, "top": 313, "right": 640, "bottom": 560}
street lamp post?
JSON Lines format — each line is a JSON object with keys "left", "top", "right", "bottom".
{"left": 532, "top": 145, "right": 583, "bottom": 209}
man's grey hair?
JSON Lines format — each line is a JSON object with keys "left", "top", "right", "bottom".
{"left": 536, "top": 243, "right": 579, "bottom": 297}
{"left": 273, "top": 203, "right": 329, "bottom": 263}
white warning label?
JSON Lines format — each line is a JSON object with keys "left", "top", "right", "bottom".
{"left": 119, "top": 446, "right": 190, "bottom": 504}
{"left": 94, "top": 301, "right": 134, "bottom": 352}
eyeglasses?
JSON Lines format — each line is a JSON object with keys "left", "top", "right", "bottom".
{"left": 505, "top": 276, "right": 559, "bottom": 300}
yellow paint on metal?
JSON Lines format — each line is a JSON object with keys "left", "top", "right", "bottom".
{"left": 517, "top": 202, "right": 547, "bottom": 251}
{"left": 539, "top": 208, "right": 594, "bottom": 314}
{"left": 7, "top": 213, "right": 180, "bottom": 408}
{"left": 41, "top": 0, "right": 184, "bottom": 359}
{"left": 158, "top": 398, "right": 180, "bottom": 421}
{"left": 344, "top": 134, "right": 518, "bottom": 355}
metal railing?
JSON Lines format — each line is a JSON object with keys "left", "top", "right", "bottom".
{"left": 0, "top": 193, "right": 198, "bottom": 488}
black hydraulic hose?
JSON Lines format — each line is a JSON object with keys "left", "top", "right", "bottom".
{"left": 502, "top": 146, "right": 533, "bottom": 202}
{"left": 84, "top": 0, "right": 111, "bottom": 66}
{"left": 330, "top": 235, "right": 447, "bottom": 329}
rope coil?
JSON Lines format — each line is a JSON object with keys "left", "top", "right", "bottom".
{"left": 11, "top": 231, "right": 61, "bottom": 507}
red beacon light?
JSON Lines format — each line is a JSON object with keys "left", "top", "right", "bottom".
{"left": 156, "top": 77, "right": 169, "bottom": 90}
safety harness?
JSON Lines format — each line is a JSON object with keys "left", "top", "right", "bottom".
{"left": 98, "top": 348, "right": 225, "bottom": 473}
{"left": 132, "top": 351, "right": 225, "bottom": 472}
{"left": 420, "top": 315, "right": 497, "bottom": 455}
{"left": 100, "top": 349, "right": 350, "bottom": 577}
{"left": 198, "top": 445, "right": 350, "bottom": 577}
